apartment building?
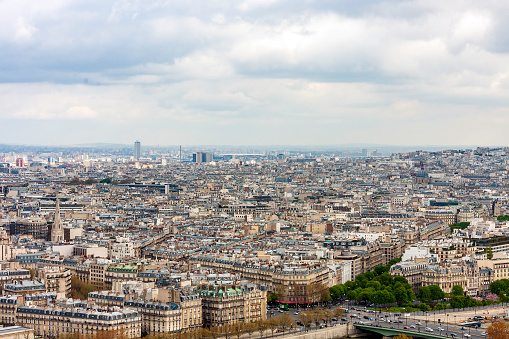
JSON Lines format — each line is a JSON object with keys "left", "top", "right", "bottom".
{"left": 197, "top": 283, "right": 266, "bottom": 328}
{"left": 15, "top": 305, "right": 141, "bottom": 339}
{"left": 124, "top": 300, "right": 181, "bottom": 335}
{"left": 36, "top": 267, "right": 71, "bottom": 298}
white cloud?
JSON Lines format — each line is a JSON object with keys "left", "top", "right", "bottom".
{"left": 0, "top": 1, "right": 509, "bottom": 145}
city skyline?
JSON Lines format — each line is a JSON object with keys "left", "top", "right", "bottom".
{"left": 1, "top": 1, "right": 509, "bottom": 146}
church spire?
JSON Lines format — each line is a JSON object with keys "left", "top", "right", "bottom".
{"left": 51, "top": 197, "right": 64, "bottom": 243}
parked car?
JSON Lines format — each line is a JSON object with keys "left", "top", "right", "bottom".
{"left": 416, "top": 322, "right": 422, "bottom": 326}
{"left": 403, "top": 326, "right": 409, "bottom": 329}
{"left": 463, "top": 334, "right": 471, "bottom": 338}
{"left": 410, "top": 325, "right": 416, "bottom": 329}
{"left": 425, "top": 327, "right": 433, "bottom": 332}
{"left": 438, "top": 327, "right": 444, "bottom": 331}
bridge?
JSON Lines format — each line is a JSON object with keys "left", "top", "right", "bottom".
{"left": 354, "top": 323, "right": 474, "bottom": 339}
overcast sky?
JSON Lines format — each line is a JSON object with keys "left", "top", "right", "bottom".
{"left": 1, "top": 0, "right": 508, "bottom": 146}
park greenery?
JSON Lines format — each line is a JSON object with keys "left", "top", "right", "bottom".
{"left": 327, "top": 256, "right": 505, "bottom": 312}
{"left": 448, "top": 221, "right": 470, "bottom": 232}
{"left": 328, "top": 258, "right": 417, "bottom": 310}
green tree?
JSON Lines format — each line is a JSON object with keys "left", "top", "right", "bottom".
{"left": 487, "top": 245, "right": 493, "bottom": 259}
{"left": 428, "top": 285, "right": 445, "bottom": 301}
{"left": 374, "top": 265, "right": 389, "bottom": 276}
{"left": 374, "top": 272, "right": 393, "bottom": 286}
{"left": 394, "top": 287, "right": 409, "bottom": 303}
{"left": 418, "top": 303, "right": 431, "bottom": 312}
{"left": 451, "top": 285, "right": 464, "bottom": 296}
{"left": 433, "top": 303, "right": 448, "bottom": 310}
{"left": 417, "top": 286, "right": 431, "bottom": 303}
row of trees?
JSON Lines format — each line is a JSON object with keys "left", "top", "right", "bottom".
{"left": 145, "top": 315, "right": 294, "bottom": 339}
{"left": 297, "top": 307, "right": 345, "bottom": 331}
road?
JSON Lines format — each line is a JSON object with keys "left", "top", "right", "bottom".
{"left": 267, "top": 303, "right": 488, "bottom": 339}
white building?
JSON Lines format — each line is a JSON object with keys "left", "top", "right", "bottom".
{"left": 110, "top": 236, "right": 135, "bottom": 259}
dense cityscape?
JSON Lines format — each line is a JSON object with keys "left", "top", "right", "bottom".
{"left": 0, "top": 143, "right": 507, "bottom": 339}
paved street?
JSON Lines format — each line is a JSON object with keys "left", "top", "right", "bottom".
{"left": 267, "top": 302, "right": 493, "bottom": 338}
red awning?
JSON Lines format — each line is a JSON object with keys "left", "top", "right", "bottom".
{"left": 276, "top": 300, "right": 312, "bottom": 304}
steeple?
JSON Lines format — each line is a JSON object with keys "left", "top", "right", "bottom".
{"left": 51, "top": 198, "right": 64, "bottom": 243}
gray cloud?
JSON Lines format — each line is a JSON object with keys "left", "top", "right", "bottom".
{"left": 0, "top": 0, "right": 508, "bottom": 145}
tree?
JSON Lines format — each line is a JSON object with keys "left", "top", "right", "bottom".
{"left": 333, "top": 306, "right": 345, "bottom": 319}
{"left": 428, "top": 285, "right": 445, "bottom": 301}
{"left": 231, "top": 323, "right": 244, "bottom": 339}
{"left": 275, "top": 284, "right": 286, "bottom": 301}
{"left": 487, "top": 245, "right": 494, "bottom": 260}
{"left": 394, "top": 287, "right": 409, "bottom": 304}
{"left": 486, "top": 321, "right": 509, "bottom": 339}
{"left": 278, "top": 313, "right": 294, "bottom": 334}
{"left": 451, "top": 285, "right": 464, "bottom": 296}
{"left": 298, "top": 312, "right": 313, "bottom": 332}
{"left": 433, "top": 303, "right": 448, "bottom": 311}
{"left": 374, "top": 265, "right": 389, "bottom": 276}
{"left": 418, "top": 303, "right": 431, "bottom": 312}
{"left": 245, "top": 322, "right": 257, "bottom": 339}
{"left": 374, "top": 273, "right": 393, "bottom": 286}
{"left": 450, "top": 295, "right": 468, "bottom": 309}
{"left": 490, "top": 279, "right": 509, "bottom": 295}
{"left": 256, "top": 320, "right": 268, "bottom": 339}
{"left": 210, "top": 326, "right": 221, "bottom": 339}
{"left": 320, "top": 287, "right": 332, "bottom": 303}
{"left": 221, "top": 324, "right": 233, "bottom": 339}
{"left": 268, "top": 317, "right": 279, "bottom": 337}
{"left": 323, "top": 309, "right": 333, "bottom": 325}
{"left": 70, "top": 276, "right": 97, "bottom": 300}
{"left": 311, "top": 309, "right": 324, "bottom": 329}
{"left": 417, "top": 286, "right": 431, "bottom": 303}
{"left": 393, "top": 334, "right": 413, "bottom": 339}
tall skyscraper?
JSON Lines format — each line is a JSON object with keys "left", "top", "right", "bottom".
{"left": 193, "top": 152, "right": 213, "bottom": 163}
{"left": 134, "top": 141, "right": 141, "bottom": 160}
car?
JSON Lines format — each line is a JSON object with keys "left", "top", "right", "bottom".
{"left": 363, "top": 316, "right": 369, "bottom": 319}
{"left": 416, "top": 322, "right": 422, "bottom": 326}
{"left": 403, "top": 326, "right": 409, "bottom": 329}
{"left": 369, "top": 318, "right": 374, "bottom": 321}
{"left": 387, "top": 320, "right": 391, "bottom": 323}
{"left": 481, "top": 332, "right": 487, "bottom": 336}
{"left": 410, "top": 325, "right": 416, "bottom": 329}
{"left": 294, "top": 312, "right": 299, "bottom": 315}
{"left": 451, "top": 334, "right": 457, "bottom": 337}
{"left": 350, "top": 314, "right": 358, "bottom": 318}
{"left": 463, "top": 334, "right": 471, "bottom": 338}
{"left": 332, "top": 318, "right": 338, "bottom": 321}
{"left": 438, "top": 327, "right": 444, "bottom": 331}
{"left": 341, "top": 318, "right": 347, "bottom": 322}
{"left": 379, "top": 318, "right": 385, "bottom": 322}
{"left": 425, "top": 327, "right": 433, "bottom": 332}
{"left": 395, "top": 313, "right": 402, "bottom": 316}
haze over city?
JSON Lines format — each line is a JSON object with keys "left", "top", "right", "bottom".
{"left": 1, "top": 0, "right": 509, "bottom": 146}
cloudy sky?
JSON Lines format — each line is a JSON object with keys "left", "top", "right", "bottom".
{"left": 1, "top": 0, "right": 508, "bottom": 146}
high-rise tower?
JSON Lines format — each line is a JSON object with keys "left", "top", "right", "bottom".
{"left": 51, "top": 198, "right": 64, "bottom": 243}
{"left": 134, "top": 141, "right": 141, "bottom": 160}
